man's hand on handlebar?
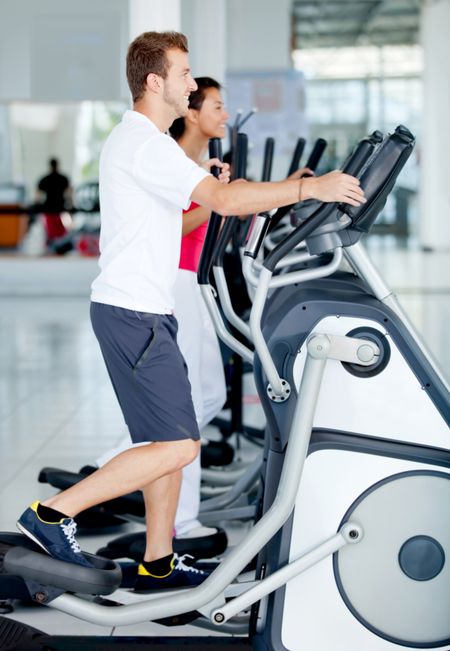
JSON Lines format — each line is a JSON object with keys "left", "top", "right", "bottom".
{"left": 202, "top": 159, "right": 231, "bottom": 185}
{"left": 301, "top": 170, "right": 366, "bottom": 206}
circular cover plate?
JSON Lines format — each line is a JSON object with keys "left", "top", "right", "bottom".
{"left": 334, "top": 471, "right": 450, "bottom": 647}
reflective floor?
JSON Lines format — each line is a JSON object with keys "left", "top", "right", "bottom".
{"left": 0, "top": 238, "right": 449, "bottom": 638}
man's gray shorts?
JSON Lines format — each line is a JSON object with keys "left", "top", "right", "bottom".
{"left": 90, "top": 302, "right": 200, "bottom": 444}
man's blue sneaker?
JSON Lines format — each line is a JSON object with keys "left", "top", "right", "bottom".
{"left": 134, "top": 553, "right": 208, "bottom": 592}
{"left": 17, "top": 501, "right": 93, "bottom": 568}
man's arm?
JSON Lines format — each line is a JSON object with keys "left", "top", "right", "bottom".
{"left": 191, "top": 170, "right": 366, "bottom": 217}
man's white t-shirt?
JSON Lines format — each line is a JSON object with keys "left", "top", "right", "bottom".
{"left": 91, "top": 110, "right": 209, "bottom": 314}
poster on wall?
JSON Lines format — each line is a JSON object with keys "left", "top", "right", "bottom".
{"left": 225, "top": 69, "right": 308, "bottom": 178}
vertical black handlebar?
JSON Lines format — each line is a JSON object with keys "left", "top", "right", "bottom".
{"left": 287, "top": 137, "right": 306, "bottom": 177}
{"left": 209, "top": 137, "right": 223, "bottom": 178}
{"left": 304, "top": 138, "right": 327, "bottom": 172}
{"left": 240, "top": 136, "right": 275, "bottom": 248}
{"left": 233, "top": 132, "right": 248, "bottom": 181}
{"left": 197, "top": 138, "right": 224, "bottom": 285}
{"left": 213, "top": 133, "right": 248, "bottom": 267}
{"left": 261, "top": 137, "right": 275, "bottom": 182}
{"left": 341, "top": 131, "right": 383, "bottom": 176}
{"left": 232, "top": 136, "right": 275, "bottom": 248}
{"left": 263, "top": 134, "right": 380, "bottom": 273}
{"left": 267, "top": 138, "right": 329, "bottom": 233}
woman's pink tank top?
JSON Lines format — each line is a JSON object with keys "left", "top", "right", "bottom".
{"left": 179, "top": 202, "right": 208, "bottom": 273}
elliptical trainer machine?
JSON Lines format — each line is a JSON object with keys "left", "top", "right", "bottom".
{"left": 231, "top": 124, "right": 449, "bottom": 649}
{"left": 0, "top": 126, "right": 448, "bottom": 651}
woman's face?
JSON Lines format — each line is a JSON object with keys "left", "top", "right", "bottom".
{"left": 195, "top": 87, "right": 229, "bottom": 139}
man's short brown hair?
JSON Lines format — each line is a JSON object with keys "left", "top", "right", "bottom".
{"left": 126, "top": 31, "right": 188, "bottom": 103}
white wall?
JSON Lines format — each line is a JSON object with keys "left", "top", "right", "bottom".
{"left": 226, "top": 0, "right": 292, "bottom": 72}
{"left": 129, "top": 0, "right": 180, "bottom": 39}
{"left": 181, "top": 0, "right": 226, "bottom": 84}
{"left": 224, "top": 0, "right": 303, "bottom": 180}
{"left": 0, "top": 0, "right": 129, "bottom": 102}
{"left": 0, "top": 108, "right": 12, "bottom": 183}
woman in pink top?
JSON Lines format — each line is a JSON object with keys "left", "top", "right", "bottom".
{"left": 168, "top": 78, "right": 230, "bottom": 536}
{"left": 171, "top": 78, "right": 229, "bottom": 274}
{"left": 169, "top": 80, "right": 312, "bottom": 536}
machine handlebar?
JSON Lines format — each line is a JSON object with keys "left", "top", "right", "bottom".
{"left": 268, "top": 137, "right": 328, "bottom": 232}
{"left": 213, "top": 133, "right": 248, "bottom": 267}
{"left": 261, "top": 137, "right": 275, "bottom": 182}
{"left": 197, "top": 138, "right": 224, "bottom": 285}
{"left": 263, "top": 133, "right": 380, "bottom": 272}
{"left": 286, "top": 137, "right": 306, "bottom": 177}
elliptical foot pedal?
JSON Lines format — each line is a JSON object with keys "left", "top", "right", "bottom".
{"left": 201, "top": 440, "right": 234, "bottom": 467}
{"left": 97, "top": 527, "right": 228, "bottom": 561}
{"left": 0, "top": 615, "right": 47, "bottom": 651}
{"left": 3, "top": 533, "right": 122, "bottom": 597}
{"left": 130, "top": 527, "right": 228, "bottom": 561}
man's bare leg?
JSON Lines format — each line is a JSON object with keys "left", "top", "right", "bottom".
{"left": 42, "top": 439, "right": 199, "bottom": 518}
{"left": 142, "top": 470, "right": 182, "bottom": 562}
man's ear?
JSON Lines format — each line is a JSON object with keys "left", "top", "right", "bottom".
{"left": 146, "top": 72, "right": 162, "bottom": 94}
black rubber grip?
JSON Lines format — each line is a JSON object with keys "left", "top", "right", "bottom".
{"left": 263, "top": 132, "right": 381, "bottom": 272}
{"left": 261, "top": 137, "right": 275, "bottom": 182}
{"left": 305, "top": 138, "right": 327, "bottom": 171}
{"left": 213, "top": 133, "right": 248, "bottom": 267}
{"left": 197, "top": 138, "right": 224, "bottom": 285}
{"left": 268, "top": 138, "right": 328, "bottom": 232}
{"left": 287, "top": 137, "right": 306, "bottom": 177}
{"left": 233, "top": 132, "right": 248, "bottom": 181}
{"left": 342, "top": 140, "right": 375, "bottom": 177}
{"left": 341, "top": 131, "right": 382, "bottom": 176}
{"left": 209, "top": 137, "right": 223, "bottom": 178}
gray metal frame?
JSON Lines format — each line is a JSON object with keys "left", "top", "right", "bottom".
{"left": 213, "top": 265, "right": 252, "bottom": 341}
{"left": 43, "top": 333, "right": 374, "bottom": 626}
{"left": 200, "top": 283, "right": 253, "bottom": 364}
{"left": 344, "top": 241, "right": 450, "bottom": 393}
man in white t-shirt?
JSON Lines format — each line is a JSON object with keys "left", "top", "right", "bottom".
{"left": 18, "top": 31, "right": 365, "bottom": 591}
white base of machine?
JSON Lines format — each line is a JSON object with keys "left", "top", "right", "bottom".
{"left": 281, "top": 450, "right": 449, "bottom": 650}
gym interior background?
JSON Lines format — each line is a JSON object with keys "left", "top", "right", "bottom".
{"left": 0, "top": 0, "right": 449, "bottom": 639}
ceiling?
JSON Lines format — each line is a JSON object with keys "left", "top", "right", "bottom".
{"left": 291, "top": 0, "right": 422, "bottom": 49}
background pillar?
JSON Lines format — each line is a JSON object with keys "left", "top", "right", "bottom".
{"left": 419, "top": 0, "right": 450, "bottom": 250}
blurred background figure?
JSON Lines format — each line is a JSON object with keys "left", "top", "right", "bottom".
{"left": 36, "top": 158, "right": 72, "bottom": 252}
